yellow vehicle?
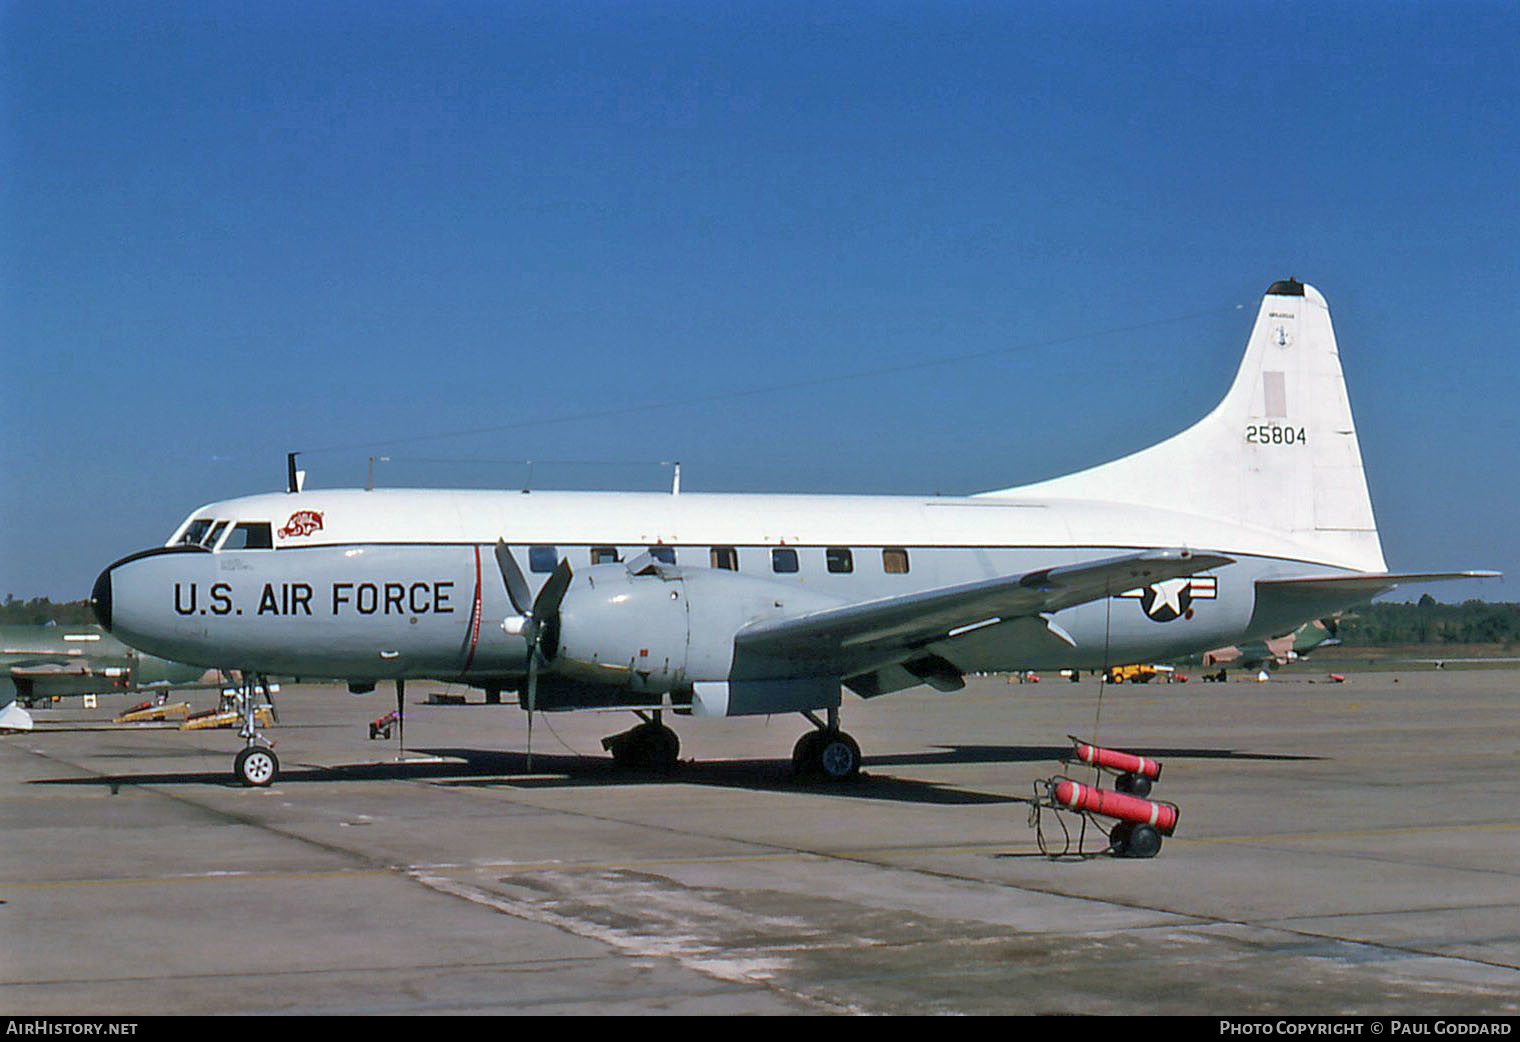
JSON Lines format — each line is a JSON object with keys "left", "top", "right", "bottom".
{"left": 1105, "top": 664, "right": 1178, "bottom": 684}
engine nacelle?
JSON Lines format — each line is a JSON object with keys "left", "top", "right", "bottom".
{"left": 546, "top": 563, "right": 845, "bottom": 696}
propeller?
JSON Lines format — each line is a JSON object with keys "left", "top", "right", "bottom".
{"left": 494, "top": 541, "right": 573, "bottom": 770}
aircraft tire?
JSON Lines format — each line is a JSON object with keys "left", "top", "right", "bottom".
{"left": 816, "top": 731, "right": 861, "bottom": 782}
{"left": 234, "top": 746, "right": 279, "bottom": 787}
{"left": 643, "top": 724, "right": 679, "bottom": 772}
{"left": 607, "top": 723, "right": 679, "bottom": 772}
{"left": 792, "top": 731, "right": 824, "bottom": 775}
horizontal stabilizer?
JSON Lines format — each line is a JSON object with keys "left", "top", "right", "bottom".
{"left": 1259, "top": 571, "right": 1501, "bottom": 596}
{"left": 1248, "top": 570, "right": 1500, "bottom": 639}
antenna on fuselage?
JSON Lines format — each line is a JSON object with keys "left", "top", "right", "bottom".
{"left": 286, "top": 453, "right": 301, "bottom": 493}
{"left": 366, "top": 456, "right": 389, "bottom": 491}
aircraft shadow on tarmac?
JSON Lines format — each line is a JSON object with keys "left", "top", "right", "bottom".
{"left": 27, "top": 743, "right": 1318, "bottom": 806}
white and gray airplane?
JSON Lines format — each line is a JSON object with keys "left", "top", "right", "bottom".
{"left": 90, "top": 279, "right": 1495, "bottom": 786}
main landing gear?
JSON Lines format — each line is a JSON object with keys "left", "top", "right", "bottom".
{"left": 595, "top": 706, "right": 863, "bottom": 782}
{"left": 601, "top": 710, "right": 680, "bottom": 772}
{"left": 793, "top": 708, "right": 861, "bottom": 782}
{"left": 231, "top": 673, "right": 279, "bottom": 787}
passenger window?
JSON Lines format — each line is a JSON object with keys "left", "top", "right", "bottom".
{"left": 529, "top": 545, "right": 558, "bottom": 573}
{"left": 222, "top": 522, "right": 273, "bottom": 550}
{"left": 710, "top": 547, "right": 738, "bottom": 571}
{"left": 883, "top": 547, "right": 910, "bottom": 574}
{"left": 826, "top": 547, "right": 854, "bottom": 574}
{"left": 771, "top": 548, "right": 799, "bottom": 574}
{"left": 590, "top": 546, "right": 620, "bottom": 565}
{"left": 650, "top": 546, "right": 676, "bottom": 565}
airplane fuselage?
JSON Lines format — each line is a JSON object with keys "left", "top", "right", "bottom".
{"left": 96, "top": 487, "right": 1353, "bottom": 700}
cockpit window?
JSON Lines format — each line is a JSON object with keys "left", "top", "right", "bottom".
{"left": 205, "top": 521, "right": 228, "bottom": 547}
{"left": 221, "top": 522, "right": 273, "bottom": 550}
{"left": 177, "top": 519, "right": 213, "bottom": 546}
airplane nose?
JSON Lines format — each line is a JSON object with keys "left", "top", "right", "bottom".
{"left": 91, "top": 565, "right": 112, "bottom": 630}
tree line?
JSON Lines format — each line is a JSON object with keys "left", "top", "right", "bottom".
{"left": 1337, "top": 597, "right": 1520, "bottom": 646}
{"left": 1, "top": 596, "right": 98, "bottom": 626}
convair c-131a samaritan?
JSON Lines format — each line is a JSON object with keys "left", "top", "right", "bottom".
{"left": 91, "top": 279, "right": 1496, "bottom": 786}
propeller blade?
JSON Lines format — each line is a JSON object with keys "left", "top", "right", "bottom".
{"left": 525, "top": 651, "right": 538, "bottom": 772}
{"left": 396, "top": 677, "right": 405, "bottom": 756}
{"left": 494, "top": 540, "right": 533, "bottom": 618}
{"left": 532, "top": 557, "right": 574, "bottom": 619}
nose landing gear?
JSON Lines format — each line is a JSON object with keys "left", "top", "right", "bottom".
{"left": 230, "top": 673, "right": 279, "bottom": 787}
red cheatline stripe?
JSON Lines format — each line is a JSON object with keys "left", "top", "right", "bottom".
{"left": 460, "top": 545, "right": 483, "bottom": 676}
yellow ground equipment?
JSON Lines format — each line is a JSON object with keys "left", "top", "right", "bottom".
{"left": 114, "top": 700, "right": 192, "bottom": 723}
{"left": 181, "top": 706, "right": 274, "bottom": 731}
{"left": 1104, "top": 664, "right": 1179, "bottom": 684}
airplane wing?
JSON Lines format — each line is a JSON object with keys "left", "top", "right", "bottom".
{"left": 733, "top": 549, "right": 1233, "bottom": 687}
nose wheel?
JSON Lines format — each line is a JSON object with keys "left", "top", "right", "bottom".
{"left": 234, "top": 745, "right": 279, "bottom": 787}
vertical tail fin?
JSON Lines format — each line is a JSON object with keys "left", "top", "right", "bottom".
{"left": 982, "top": 279, "right": 1387, "bottom": 572}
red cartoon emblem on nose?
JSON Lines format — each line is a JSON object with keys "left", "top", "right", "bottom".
{"left": 278, "top": 510, "right": 324, "bottom": 539}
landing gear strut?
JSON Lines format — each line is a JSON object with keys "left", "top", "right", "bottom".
{"left": 793, "top": 708, "right": 861, "bottom": 782}
{"left": 231, "top": 673, "right": 279, "bottom": 787}
{"left": 602, "top": 710, "right": 680, "bottom": 772}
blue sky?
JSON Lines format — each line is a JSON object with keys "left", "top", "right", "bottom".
{"left": 3, "top": 2, "right": 1516, "bottom": 602}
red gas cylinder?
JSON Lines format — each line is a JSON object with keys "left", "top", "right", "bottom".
{"left": 1051, "top": 779, "right": 1179, "bottom": 835}
{"left": 1071, "top": 740, "right": 1162, "bottom": 780}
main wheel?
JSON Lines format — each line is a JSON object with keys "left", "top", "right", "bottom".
{"left": 642, "top": 724, "right": 680, "bottom": 772}
{"left": 816, "top": 731, "right": 861, "bottom": 781}
{"left": 605, "top": 723, "right": 680, "bottom": 772}
{"left": 792, "top": 731, "right": 824, "bottom": 774}
{"left": 234, "top": 746, "right": 279, "bottom": 787}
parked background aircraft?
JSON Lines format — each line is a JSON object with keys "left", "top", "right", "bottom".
{"left": 1199, "top": 617, "right": 1341, "bottom": 675}
{"left": 90, "top": 280, "right": 1496, "bottom": 784}
{"left": 0, "top": 623, "right": 220, "bottom": 732}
